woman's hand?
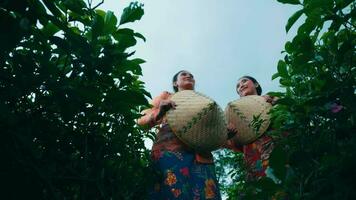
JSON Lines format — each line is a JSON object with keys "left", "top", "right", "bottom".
{"left": 156, "top": 100, "right": 177, "bottom": 121}
{"left": 262, "top": 95, "right": 279, "bottom": 105}
{"left": 227, "top": 122, "right": 238, "bottom": 139}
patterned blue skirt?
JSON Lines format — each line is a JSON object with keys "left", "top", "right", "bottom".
{"left": 149, "top": 149, "right": 221, "bottom": 200}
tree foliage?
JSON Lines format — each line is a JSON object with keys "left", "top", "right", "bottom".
{"left": 225, "top": 0, "right": 355, "bottom": 199}
{"left": 0, "top": 0, "right": 153, "bottom": 199}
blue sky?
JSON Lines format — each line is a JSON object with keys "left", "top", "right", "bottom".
{"left": 98, "top": 0, "right": 300, "bottom": 107}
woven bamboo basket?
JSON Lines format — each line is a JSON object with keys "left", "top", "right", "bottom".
{"left": 225, "top": 95, "right": 272, "bottom": 145}
{"left": 166, "top": 90, "right": 227, "bottom": 152}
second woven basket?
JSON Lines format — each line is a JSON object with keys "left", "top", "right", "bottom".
{"left": 225, "top": 95, "right": 272, "bottom": 145}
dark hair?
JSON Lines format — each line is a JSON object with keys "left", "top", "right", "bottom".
{"left": 237, "top": 75, "right": 262, "bottom": 95}
{"left": 172, "top": 70, "right": 185, "bottom": 92}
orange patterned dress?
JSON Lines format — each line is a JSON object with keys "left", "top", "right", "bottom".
{"left": 226, "top": 133, "right": 274, "bottom": 180}
{"left": 138, "top": 91, "right": 221, "bottom": 200}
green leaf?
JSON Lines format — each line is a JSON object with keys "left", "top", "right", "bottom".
{"left": 131, "top": 58, "right": 146, "bottom": 65}
{"left": 32, "top": 0, "right": 48, "bottom": 25}
{"left": 276, "top": 97, "right": 295, "bottom": 106}
{"left": 277, "top": 60, "right": 288, "bottom": 78}
{"left": 95, "top": 9, "right": 106, "bottom": 18}
{"left": 286, "top": 9, "right": 303, "bottom": 33}
{"left": 133, "top": 32, "right": 146, "bottom": 42}
{"left": 279, "top": 78, "right": 292, "bottom": 87}
{"left": 272, "top": 72, "right": 280, "bottom": 80}
{"left": 267, "top": 92, "right": 284, "bottom": 97}
{"left": 114, "top": 28, "right": 134, "bottom": 36}
{"left": 113, "top": 28, "right": 137, "bottom": 49}
{"left": 336, "top": 0, "right": 353, "bottom": 9}
{"left": 42, "top": 22, "right": 60, "bottom": 37}
{"left": 91, "top": 13, "right": 104, "bottom": 39}
{"left": 42, "top": 0, "right": 65, "bottom": 20}
{"left": 50, "top": 36, "right": 70, "bottom": 52}
{"left": 120, "top": 59, "right": 143, "bottom": 75}
{"left": 304, "top": 0, "right": 333, "bottom": 11}
{"left": 285, "top": 41, "right": 293, "bottom": 53}
{"left": 277, "top": 0, "right": 301, "bottom": 5}
{"left": 68, "top": 11, "right": 90, "bottom": 25}
{"left": 297, "top": 20, "right": 315, "bottom": 35}
{"left": 119, "top": 2, "right": 144, "bottom": 25}
{"left": 63, "top": 0, "right": 86, "bottom": 15}
{"left": 103, "top": 11, "right": 117, "bottom": 34}
{"left": 33, "top": 0, "right": 47, "bottom": 15}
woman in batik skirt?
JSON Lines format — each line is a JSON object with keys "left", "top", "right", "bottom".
{"left": 138, "top": 70, "right": 222, "bottom": 200}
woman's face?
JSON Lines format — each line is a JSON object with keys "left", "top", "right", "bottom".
{"left": 174, "top": 71, "right": 195, "bottom": 91}
{"left": 236, "top": 77, "right": 258, "bottom": 97}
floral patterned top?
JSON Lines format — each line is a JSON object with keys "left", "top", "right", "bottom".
{"left": 138, "top": 91, "right": 214, "bottom": 164}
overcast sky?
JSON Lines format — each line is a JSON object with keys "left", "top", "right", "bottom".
{"left": 97, "top": 0, "right": 300, "bottom": 107}
{"left": 97, "top": 2, "right": 301, "bottom": 195}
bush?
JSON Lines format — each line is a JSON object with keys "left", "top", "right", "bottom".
{"left": 0, "top": 1, "right": 153, "bottom": 199}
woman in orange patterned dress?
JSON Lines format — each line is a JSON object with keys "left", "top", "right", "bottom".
{"left": 226, "top": 76, "right": 277, "bottom": 181}
{"left": 138, "top": 70, "right": 222, "bottom": 200}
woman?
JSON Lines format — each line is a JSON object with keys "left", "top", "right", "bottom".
{"left": 226, "top": 76, "right": 276, "bottom": 181}
{"left": 138, "top": 70, "right": 222, "bottom": 200}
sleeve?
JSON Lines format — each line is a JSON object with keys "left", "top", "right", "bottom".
{"left": 137, "top": 91, "right": 171, "bottom": 127}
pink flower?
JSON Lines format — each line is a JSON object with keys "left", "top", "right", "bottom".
{"left": 330, "top": 103, "right": 343, "bottom": 113}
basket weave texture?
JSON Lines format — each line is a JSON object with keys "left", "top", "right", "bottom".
{"left": 166, "top": 90, "right": 227, "bottom": 152}
{"left": 225, "top": 95, "right": 272, "bottom": 145}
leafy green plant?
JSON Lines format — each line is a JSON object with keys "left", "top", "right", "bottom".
{"left": 0, "top": 1, "right": 153, "bottom": 199}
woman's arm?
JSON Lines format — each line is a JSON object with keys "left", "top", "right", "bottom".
{"left": 137, "top": 109, "right": 158, "bottom": 128}
{"left": 137, "top": 91, "right": 173, "bottom": 128}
